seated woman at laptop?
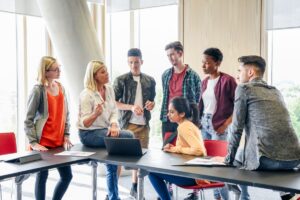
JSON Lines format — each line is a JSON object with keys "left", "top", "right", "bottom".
{"left": 24, "top": 56, "right": 73, "bottom": 200}
{"left": 148, "top": 97, "right": 209, "bottom": 200}
{"left": 78, "top": 60, "right": 133, "bottom": 200}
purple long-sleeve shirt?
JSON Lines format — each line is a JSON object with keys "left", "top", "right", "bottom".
{"left": 199, "top": 72, "right": 237, "bottom": 131}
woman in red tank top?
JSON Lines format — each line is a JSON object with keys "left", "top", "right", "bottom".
{"left": 24, "top": 56, "right": 73, "bottom": 200}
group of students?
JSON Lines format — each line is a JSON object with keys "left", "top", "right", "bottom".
{"left": 23, "top": 41, "right": 300, "bottom": 200}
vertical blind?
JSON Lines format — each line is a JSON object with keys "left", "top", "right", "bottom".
{"left": 107, "top": 0, "right": 178, "bottom": 13}
{"left": 266, "top": 0, "right": 300, "bottom": 30}
{"left": 0, "top": 0, "right": 103, "bottom": 17}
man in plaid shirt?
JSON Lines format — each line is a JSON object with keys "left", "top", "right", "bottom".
{"left": 160, "top": 41, "right": 201, "bottom": 142}
{"left": 160, "top": 41, "right": 201, "bottom": 200}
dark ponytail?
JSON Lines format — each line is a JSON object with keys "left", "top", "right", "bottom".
{"left": 170, "top": 97, "right": 199, "bottom": 126}
{"left": 189, "top": 103, "right": 199, "bottom": 126}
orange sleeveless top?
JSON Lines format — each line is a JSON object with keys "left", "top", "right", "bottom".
{"left": 40, "top": 84, "right": 65, "bottom": 148}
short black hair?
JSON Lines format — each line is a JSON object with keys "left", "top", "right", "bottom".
{"left": 165, "top": 41, "right": 184, "bottom": 52}
{"left": 238, "top": 55, "right": 266, "bottom": 76}
{"left": 203, "top": 48, "right": 223, "bottom": 62}
{"left": 128, "top": 48, "right": 142, "bottom": 59}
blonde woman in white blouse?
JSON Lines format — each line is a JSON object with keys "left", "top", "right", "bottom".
{"left": 78, "top": 60, "right": 133, "bottom": 200}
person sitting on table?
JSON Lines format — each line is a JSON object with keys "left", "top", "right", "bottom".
{"left": 215, "top": 55, "right": 300, "bottom": 200}
{"left": 78, "top": 60, "right": 133, "bottom": 200}
{"left": 24, "top": 56, "right": 73, "bottom": 200}
{"left": 148, "top": 97, "right": 214, "bottom": 200}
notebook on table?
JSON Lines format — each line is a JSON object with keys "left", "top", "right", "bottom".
{"left": 0, "top": 151, "right": 42, "bottom": 164}
{"left": 104, "top": 137, "right": 147, "bottom": 156}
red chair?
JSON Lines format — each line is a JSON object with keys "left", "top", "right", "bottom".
{"left": 163, "top": 132, "right": 177, "bottom": 146}
{"left": 0, "top": 132, "right": 17, "bottom": 155}
{"left": 176, "top": 140, "right": 228, "bottom": 200}
{"left": 0, "top": 132, "right": 17, "bottom": 200}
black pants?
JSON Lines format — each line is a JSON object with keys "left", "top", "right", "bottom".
{"left": 35, "top": 165, "right": 73, "bottom": 200}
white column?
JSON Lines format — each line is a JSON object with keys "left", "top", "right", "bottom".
{"left": 37, "top": 0, "right": 104, "bottom": 101}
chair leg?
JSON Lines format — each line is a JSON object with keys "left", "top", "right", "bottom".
{"left": 0, "top": 183, "right": 2, "bottom": 200}
{"left": 199, "top": 189, "right": 205, "bottom": 200}
{"left": 175, "top": 185, "right": 178, "bottom": 200}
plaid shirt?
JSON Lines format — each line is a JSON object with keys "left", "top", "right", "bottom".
{"left": 160, "top": 66, "right": 201, "bottom": 122}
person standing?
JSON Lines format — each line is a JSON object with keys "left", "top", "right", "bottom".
{"left": 161, "top": 41, "right": 201, "bottom": 141}
{"left": 199, "top": 48, "right": 237, "bottom": 200}
{"left": 24, "top": 56, "right": 73, "bottom": 200}
{"left": 113, "top": 48, "right": 156, "bottom": 198}
{"left": 160, "top": 41, "right": 201, "bottom": 200}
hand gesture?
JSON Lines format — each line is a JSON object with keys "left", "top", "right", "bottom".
{"left": 107, "top": 123, "right": 120, "bottom": 137}
{"left": 93, "top": 102, "right": 104, "bottom": 117}
{"left": 63, "top": 136, "right": 73, "bottom": 150}
{"left": 163, "top": 143, "right": 175, "bottom": 152}
{"left": 31, "top": 143, "right": 48, "bottom": 151}
{"left": 131, "top": 105, "right": 144, "bottom": 116}
{"left": 144, "top": 100, "right": 155, "bottom": 111}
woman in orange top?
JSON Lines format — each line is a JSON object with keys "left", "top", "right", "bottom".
{"left": 148, "top": 97, "right": 207, "bottom": 200}
{"left": 24, "top": 56, "right": 73, "bottom": 200}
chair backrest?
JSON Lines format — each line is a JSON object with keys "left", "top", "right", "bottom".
{"left": 0, "top": 132, "right": 17, "bottom": 155}
{"left": 163, "top": 132, "right": 177, "bottom": 146}
{"left": 204, "top": 140, "right": 228, "bottom": 157}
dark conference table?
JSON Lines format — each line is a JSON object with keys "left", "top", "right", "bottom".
{"left": 0, "top": 148, "right": 90, "bottom": 200}
{"left": 1, "top": 144, "right": 300, "bottom": 200}
{"left": 76, "top": 145, "right": 300, "bottom": 200}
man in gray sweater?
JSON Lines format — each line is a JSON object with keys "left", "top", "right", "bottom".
{"left": 223, "top": 55, "right": 300, "bottom": 200}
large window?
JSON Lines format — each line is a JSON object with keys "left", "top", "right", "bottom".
{"left": 0, "top": 12, "right": 17, "bottom": 134}
{"left": 107, "top": 5, "right": 178, "bottom": 147}
{"left": 0, "top": 11, "right": 48, "bottom": 149}
{"left": 268, "top": 28, "right": 300, "bottom": 138}
{"left": 26, "top": 16, "right": 47, "bottom": 90}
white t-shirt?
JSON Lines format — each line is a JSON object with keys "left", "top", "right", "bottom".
{"left": 78, "top": 85, "right": 119, "bottom": 130}
{"left": 129, "top": 76, "right": 146, "bottom": 125}
{"left": 202, "top": 76, "right": 220, "bottom": 114}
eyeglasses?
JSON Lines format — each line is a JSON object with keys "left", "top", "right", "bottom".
{"left": 46, "top": 68, "right": 61, "bottom": 72}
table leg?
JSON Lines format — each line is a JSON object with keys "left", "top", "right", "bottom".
{"left": 90, "top": 161, "right": 98, "bottom": 200}
{"left": 14, "top": 174, "right": 30, "bottom": 200}
{"left": 137, "top": 169, "right": 148, "bottom": 200}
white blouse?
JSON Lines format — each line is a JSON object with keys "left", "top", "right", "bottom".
{"left": 78, "top": 84, "right": 119, "bottom": 130}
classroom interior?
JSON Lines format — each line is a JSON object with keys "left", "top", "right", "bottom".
{"left": 0, "top": 0, "right": 299, "bottom": 199}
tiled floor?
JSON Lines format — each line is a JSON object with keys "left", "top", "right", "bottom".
{"left": 0, "top": 163, "right": 286, "bottom": 200}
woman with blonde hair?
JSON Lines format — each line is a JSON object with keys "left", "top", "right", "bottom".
{"left": 78, "top": 60, "right": 133, "bottom": 200}
{"left": 24, "top": 56, "right": 73, "bottom": 200}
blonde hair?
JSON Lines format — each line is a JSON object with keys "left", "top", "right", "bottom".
{"left": 37, "top": 56, "right": 57, "bottom": 85}
{"left": 84, "top": 60, "right": 106, "bottom": 91}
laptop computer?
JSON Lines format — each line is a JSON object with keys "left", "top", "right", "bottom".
{"left": 0, "top": 151, "right": 42, "bottom": 164}
{"left": 104, "top": 137, "right": 147, "bottom": 156}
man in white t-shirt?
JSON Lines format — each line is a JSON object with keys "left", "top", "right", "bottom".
{"left": 113, "top": 48, "right": 156, "bottom": 198}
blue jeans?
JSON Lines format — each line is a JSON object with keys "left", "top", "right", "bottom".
{"left": 148, "top": 172, "right": 196, "bottom": 200}
{"left": 235, "top": 153, "right": 300, "bottom": 200}
{"left": 79, "top": 128, "right": 133, "bottom": 200}
{"left": 258, "top": 156, "right": 300, "bottom": 170}
{"left": 201, "top": 113, "right": 228, "bottom": 141}
{"left": 201, "top": 114, "right": 229, "bottom": 199}
{"left": 35, "top": 166, "right": 72, "bottom": 200}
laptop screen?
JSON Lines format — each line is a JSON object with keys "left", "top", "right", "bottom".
{"left": 104, "top": 138, "right": 147, "bottom": 156}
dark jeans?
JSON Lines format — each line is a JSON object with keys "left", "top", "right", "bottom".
{"left": 258, "top": 156, "right": 300, "bottom": 170}
{"left": 35, "top": 166, "right": 72, "bottom": 200}
{"left": 235, "top": 150, "right": 300, "bottom": 200}
{"left": 79, "top": 128, "right": 133, "bottom": 200}
{"left": 148, "top": 172, "right": 196, "bottom": 200}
